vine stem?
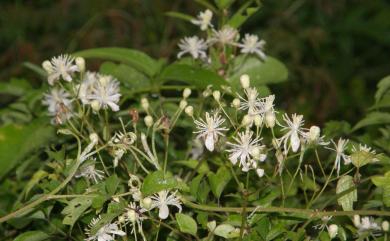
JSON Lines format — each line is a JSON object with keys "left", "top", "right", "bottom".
{"left": 181, "top": 199, "right": 390, "bottom": 217}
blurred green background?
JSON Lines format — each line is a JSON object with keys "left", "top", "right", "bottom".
{"left": 1, "top": 0, "right": 389, "bottom": 124}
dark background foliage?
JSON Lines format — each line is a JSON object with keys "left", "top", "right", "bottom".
{"left": 1, "top": 0, "right": 389, "bottom": 123}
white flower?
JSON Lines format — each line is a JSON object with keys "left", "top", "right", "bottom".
{"left": 238, "top": 34, "right": 266, "bottom": 60}
{"left": 44, "top": 54, "right": 79, "bottom": 85}
{"left": 42, "top": 88, "right": 73, "bottom": 124}
{"left": 88, "top": 75, "right": 121, "bottom": 112}
{"left": 355, "top": 216, "right": 381, "bottom": 233}
{"left": 76, "top": 161, "right": 104, "bottom": 183}
{"left": 238, "top": 87, "right": 262, "bottom": 116}
{"left": 122, "top": 202, "right": 147, "bottom": 241}
{"left": 77, "top": 71, "right": 99, "bottom": 105}
{"left": 303, "top": 126, "right": 329, "bottom": 146}
{"left": 150, "top": 190, "right": 182, "bottom": 219}
{"left": 209, "top": 26, "right": 238, "bottom": 45}
{"left": 194, "top": 112, "right": 228, "bottom": 151}
{"left": 352, "top": 144, "right": 379, "bottom": 163}
{"left": 177, "top": 36, "right": 208, "bottom": 59}
{"left": 85, "top": 216, "right": 126, "bottom": 241}
{"left": 326, "top": 138, "right": 350, "bottom": 176}
{"left": 278, "top": 114, "right": 306, "bottom": 154}
{"left": 226, "top": 130, "right": 265, "bottom": 172}
{"left": 191, "top": 9, "right": 213, "bottom": 31}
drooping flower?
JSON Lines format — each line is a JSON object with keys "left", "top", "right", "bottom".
{"left": 278, "top": 113, "right": 306, "bottom": 154}
{"left": 191, "top": 9, "right": 213, "bottom": 31}
{"left": 85, "top": 216, "right": 126, "bottom": 241}
{"left": 76, "top": 160, "right": 104, "bottom": 183}
{"left": 226, "top": 130, "right": 266, "bottom": 172}
{"left": 177, "top": 36, "right": 208, "bottom": 59}
{"left": 42, "top": 88, "right": 73, "bottom": 124}
{"left": 194, "top": 112, "right": 228, "bottom": 151}
{"left": 43, "top": 54, "right": 79, "bottom": 85}
{"left": 326, "top": 138, "right": 350, "bottom": 176}
{"left": 121, "top": 202, "right": 147, "bottom": 241}
{"left": 238, "top": 34, "right": 266, "bottom": 60}
{"left": 209, "top": 25, "right": 238, "bottom": 46}
{"left": 88, "top": 74, "right": 121, "bottom": 112}
{"left": 150, "top": 190, "right": 182, "bottom": 219}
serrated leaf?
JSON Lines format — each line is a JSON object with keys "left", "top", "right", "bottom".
{"left": 14, "top": 231, "right": 50, "bottom": 241}
{"left": 208, "top": 166, "right": 232, "bottom": 199}
{"left": 61, "top": 197, "right": 92, "bottom": 226}
{"left": 176, "top": 213, "right": 198, "bottom": 236}
{"left": 228, "top": 56, "right": 288, "bottom": 88}
{"left": 336, "top": 175, "right": 357, "bottom": 211}
{"left": 352, "top": 112, "right": 390, "bottom": 131}
{"left": 141, "top": 171, "right": 183, "bottom": 196}
{"left": 161, "top": 64, "right": 227, "bottom": 89}
{"left": 74, "top": 47, "right": 159, "bottom": 77}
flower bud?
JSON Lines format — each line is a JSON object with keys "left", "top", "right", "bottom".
{"left": 241, "top": 114, "right": 252, "bottom": 127}
{"left": 383, "top": 221, "right": 389, "bottom": 232}
{"left": 75, "top": 57, "right": 85, "bottom": 72}
{"left": 141, "top": 197, "right": 152, "bottom": 210}
{"left": 308, "top": 126, "right": 320, "bottom": 142}
{"left": 144, "top": 115, "right": 153, "bottom": 127}
{"left": 250, "top": 147, "right": 261, "bottom": 160}
{"left": 328, "top": 224, "right": 338, "bottom": 239}
{"left": 183, "top": 88, "right": 191, "bottom": 98}
{"left": 118, "top": 215, "right": 125, "bottom": 224}
{"left": 185, "top": 106, "right": 194, "bottom": 117}
{"left": 42, "top": 60, "right": 53, "bottom": 74}
{"left": 141, "top": 98, "right": 149, "bottom": 111}
{"left": 240, "top": 74, "right": 250, "bottom": 89}
{"left": 90, "top": 100, "right": 101, "bottom": 112}
{"left": 254, "top": 115, "right": 263, "bottom": 127}
{"left": 353, "top": 215, "right": 361, "bottom": 227}
{"left": 179, "top": 100, "right": 188, "bottom": 110}
{"left": 265, "top": 112, "right": 275, "bottom": 128}
{"left": 89, "top": 133, "right": 99, "bottom": 143}
{"left": 256, "top": 168, "right": 265, "bottom": 178}
{"left": 213, "top": 90, "right": 221, "bottom": 101}
{"left": 231, "top": 98, "right": 240, "bottom": 108}
{"left": 127, "top": 209, "right": 137, "bottom": 223}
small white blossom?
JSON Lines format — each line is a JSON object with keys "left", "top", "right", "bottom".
{"left": 150, "top": 190, "right": 182, "bottom": 219}
{"left": 238, "top": 87, "right": 262, "bottom": 116}
{"left": 85, "top": 216, "right": 126, "bottom": 241}
{"left": 76, "top": 161, "right": 104, "bottom": 183}
{"left": 77, "top": 71, "right": 99, "bottom": 105}
{"left": 177, "top": 36, "right": 208, "bottom": 59}
{"left": 226, "top": 130, "right": 266, "bottom": 172}
{"left": 44, "top": 54, "right": 79, "bottom": 85}
{"left": 122, "top": 202, "right": 147, "bottom": 241}
{"left": 191, "top": 9, "right": 213, "bottom": 31}
{"left": 194, "top": 112, "right": 228, "bottom": 151}
{"left": 355, "top": 216, "right": 381, "bottom": 234}
{"left": 209, "top": 25, "right": 238, "bottom": 46}
{"left": 238, "top": 34, "right": 266, "bottom": 60}
{"left": 327, "top": 224, "right": 338, "bottom": 239}
{"left": 42, "top": 88, "right": 73, "bottom": 124}
{"left": 303, "top": 126, "right": 329, "bottom": 146}
{"left": 278, "top": 114, "right": 306, "bottom": 154}
{"left": 326, "top": 138, "right": 351, "bottom": 176}
{"left": 88, "top": 75, "right": 121, "bottom": 112}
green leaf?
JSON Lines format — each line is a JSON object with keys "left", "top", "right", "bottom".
{"left": 375, "top": 75, "right": 390, "bottom": 103}
{"left": 22, "top": 62, "right": 47, "bottom": 78}
{"left": 0, "top": 78, "right": 32, "bottom": 96}
{"left": 74, "top": 47, "right": 159, "bottom": 77}
{"left": 161, "top": 64, "right": 227, "bottom": 89}
{"left": 215, "top": 0, "right": 235, "bottom": 9}
{"left": 352, "top": 112, "right": 390, "bottom": 131}
{"left": 105, "top": 174, "right": 120, "bottom": 195}
{"left": 228, "top": 56, "right": 288, "bottom": 88}
{"left": 214, "top": 224, "right": 240, "bottom": 239}
{"left": 208, "top": 166, "right": 232, "bottom": 199}
{"left": 61, "top": 197, "right": 92, "bottom": 226}
{"left": 336, "top": 175, "right": 357, "bottom": 211}
{"left": 175, "top": 213, "right": 198, "bottom": 236}
{"left": 371, "top": 172, "right": 390, "bottom": 207}
{"left": 14, "top": 231, "right": 50, "bottom": 241}
{"left": 141, "top": 171, "right": 181, "bottom": 196}
{"left": 227, "top": 1, "right": 260, "bottom": 28}
{"left": 350, "top": 150, "right": 377, "bottom": 168}
{"left": 174, "top": 160, "right": 209, "bottom": 174}
{"left": 0, "top": 120, "right": 54, "bottom": 179}
{"left": 24, "top": 170, "right": 48, "bottom": 197}
{"left": 165, "top": 11, "right": 194, "bottom": 22}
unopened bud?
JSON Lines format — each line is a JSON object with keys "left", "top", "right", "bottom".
{"left": 250, "top": 147, "right": 261, "bottom": 160}
{"left": 141, "top": 197, "right": 152, "bottom": 210}
{"left": 179, "top": 100, "right": 188, "bottom": 110}
{"left": 127, "top": 209, "right": 137, "bottom": 223}
{"left": 213, "top": 90, "right": 221, "bottom": 101}
{"left": 141, "top": 98, "right": 149, "bottom": 111}
{"left": 232, "top": 98, "right": 240, "bottom": 108}
{"left": 118, "top": 215, "right": 125, "bottom": 224}
{"left": 353, "top": 215, "right": 361, "bottom": 227}
{"left": 383, "top": 221, "right": 389, "bottom": 232}
{"left": 144, "top": 115, "right": 153, "bottom": 127}
{"left": 75, "top": 57, "right": 85, "bottom": 72}
{"left": 265, "top": 112, "right": 275, "bottom": 128}
{"left": 241, "top": 115, "right": 252, "bottom": 126}
{"left": 328, "top": 224, "right": 338, "bottom": 239}
{"left": 256, "top": 168, "right": 265, "bottom": 178}
{"left": 89, "top": 133, "right": 99, "bottom": 143}
{"left": 185, "top": 106, "right": 194, "bottom": 117}
{"left": 42, "top": 60, "right": 53, "bottom": 74}
{"left": 254, "top": 115, "right": 263, "bottom": 127}
{"left": 183, "top": 88, "right": 192, "bottom": 98}
{"left": 308, "top": 126, "right": 320, "bottom": 142}
{"left": 240, "top": 74, "right": 250, "bottom": 89}
{"left": 90, "top": 100, "right": 101, "bottom": 112}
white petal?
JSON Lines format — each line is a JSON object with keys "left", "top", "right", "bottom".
{"left": 159, "top": 204, "right": 170, "bottom": 219}
{"left": 291, "top": 132, "right": 300, "bottom": 152}
{"left": 205, "top": 134, "right": 215, "bottom": 151}
{"left": 256, "top": 168, "right": 265, "bottom": 177}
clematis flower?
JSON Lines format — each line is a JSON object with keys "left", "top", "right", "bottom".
{"left": 194, "top": 112, "right": 228, "bottom": 151}
{"left": 191, "top": 9, "right": 213, "bottom": 31}
{"left": 278, "top": 113, "right": 306, "bottom": 154}
{"left": 238, "top": 34, "right": 267, "bottom": 60}
{"left": 177, "top": 36, "right": 208, "bottom": 59}
{"left": 150, "top": 190, "right": 182, "bottom": 220}
{"left": 209, "top": 25, "right": 238, "bottom": 46}
{"left": 42, "top": 88, "right": 73, "bottom": 124}
{"left": 75, "top": 160, "right": 104, "bottom": 183}
{"left": 85, "top": 216, "right": 126, "bottom": 241}
{"left": 88, "top": 74, "right": 121, "bottom": 112}
{"left": 326, "top": 138, "right": 351, "bottom": 176}
{"left": 43, "top": 54, "right": 79, "bottom": 85}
